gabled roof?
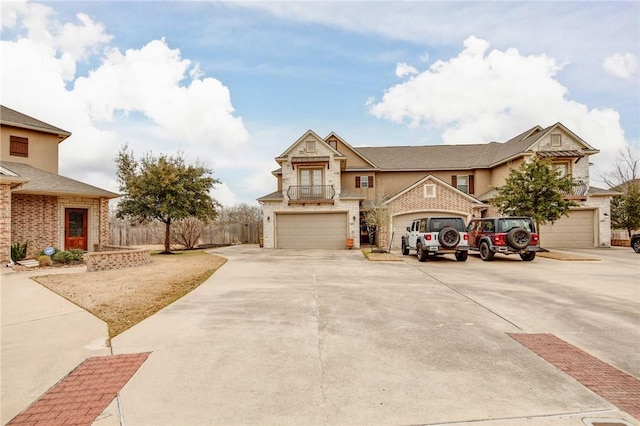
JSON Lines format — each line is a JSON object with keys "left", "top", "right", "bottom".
{"left": 384, "top": 174, "right": 486, "bottom": 206}
{"left": 1, "top": 105, "right": 71, "bottom": 141}
{"left": 1, "top": 161, "right": 119, "bottom": 199}
{"left": 324, "top": 131, "right": 377, "bottom": 169}
{"left": 275, "top": 129, "right": 345, "bottom": 162}
{"left": 354, "top": 123, "right": 599, "bottom": 171}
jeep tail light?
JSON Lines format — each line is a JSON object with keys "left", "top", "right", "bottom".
{"left": 463, "top": 234, "right": 468, "bottom": 241}
{"left": 425, "top": 234, "right": 432, "bottom": 240}
{"left": 531, "top": 234, "right": 539, "bottom": 245}
{"left": 494, "top": 234, "right": 506, "bottom": 246}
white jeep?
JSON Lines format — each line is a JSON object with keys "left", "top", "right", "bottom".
{"left": 401, "top": 217, "right": 469, "bottom": 262}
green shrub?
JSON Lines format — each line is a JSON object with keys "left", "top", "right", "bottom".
{"left": 52, "top": 250, "right": 76, "bottom": 264}
{"left": 11, "top": 241, "right": 28, "bottom": 261}
{"left": 69, "top": 249, "right": 84, "bottom": 261}
{"left": 38, "top": 255, "right": 53, "bottom": 267}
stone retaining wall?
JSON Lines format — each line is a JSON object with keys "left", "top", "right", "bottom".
{"left": 85, "top": 245, "right": 150, "bottom": 272}
{"left": 611, "top": 239, "right": 630, "bottom": 247}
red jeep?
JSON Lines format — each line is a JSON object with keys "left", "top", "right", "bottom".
{"left": 467, "top": 217, "right": 540, "bottom": 261}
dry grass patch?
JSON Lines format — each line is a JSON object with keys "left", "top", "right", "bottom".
{"left": 536, "top": 251, "right": 600, "bottom": 261}
{"left": 361, "top": 249, "right": 403, "bottom": 261}
{"left": 33, "top": 250, "right": 227, "bottom": 338}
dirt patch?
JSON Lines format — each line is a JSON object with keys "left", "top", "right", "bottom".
{"left": 362, "top": 249, "right": 403, "bottom": 261}
{"left": 536, "top": 251, "right": 600, "bottom": 261}
{"left": 33, "top": 250, "right": 227, "bottom": 338}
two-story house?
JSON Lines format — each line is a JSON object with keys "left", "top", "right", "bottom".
{"left": 1, "top": 105, "right": 119, "bottom": 265}
{"left": 258, "top": 123, "right": 616, "bottom": 250}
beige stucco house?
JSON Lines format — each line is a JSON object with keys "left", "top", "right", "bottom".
{"left": 1, "top": 105, "right": 119, "bottom": 265}
{"left": 258, "top": 123, "right": 617, "bottom": 250}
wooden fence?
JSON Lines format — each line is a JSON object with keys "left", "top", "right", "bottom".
{"left": 109, "top": 220, "right": 262, "bottom": 247}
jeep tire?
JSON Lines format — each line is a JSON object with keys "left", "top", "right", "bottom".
{"left": 520, "top": 252, "right": 536, "bottom": 261}
{"left": 632, "top": 236, "right": 640, "bottom": 253}
{"left": 402, "top": 241, "right": 410, "bottom": 256}
{"left": 417, "top": 242, "right": 428, "bottom": 262}
{"left": 439, "top": 227, "right": 460, "bottom": 249}
{"left": 507, "top": 228, "right": 531, "bottom": 250}
{"left": 455, "top": 251, "right": 468, "bottom": 262}
{"left": 479, "top": 241, "right": 494, "bottom": 261}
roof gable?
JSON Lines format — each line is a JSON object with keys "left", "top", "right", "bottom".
{"left": 276, "top": 130, "right": 344, "bottom": 162}
{"left": 324, "top": 132, "right": 377, "bottom": 169}
{"left": 384, "top": 174, "right": 484, "bottom": 205}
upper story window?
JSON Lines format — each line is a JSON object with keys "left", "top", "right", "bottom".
{"left": 356, "top": 175, "right": 374, "bottom": 188}
{"left": 551, "top": 134, "right": 562, "bottom": 147}
{"left": 552, "top": 161, "right": 570, "bottom": 177}
{"left": 452, "top": 175, "right": 474, "bottom": 194}
{"left": 10, "top": 136, "right": 28, "bottom": 157}
{"left": 305, "top": 140, "right": 316, "bottom": 153}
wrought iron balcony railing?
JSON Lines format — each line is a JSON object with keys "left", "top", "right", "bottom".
{"left": 561, "top": 179, "right": 589, "bottom": 199}
{"left": 287, "top": 185, "right": 336, "bottom": 201}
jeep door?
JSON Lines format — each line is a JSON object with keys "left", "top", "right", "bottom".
{"left": 408, "top": 220, "right": 420, "bottom": 248}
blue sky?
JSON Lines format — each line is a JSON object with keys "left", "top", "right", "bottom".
{"left": 2, "top": 1, "right": 639, "bottom": 206}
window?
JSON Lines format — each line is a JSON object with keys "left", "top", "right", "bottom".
{"left": 305, "top": 140, "right": 316, "bottom": 152}
{"left": 553, "top": 162, "right": 569, "bottom": 177}
{"left": 423, "top": 184, "right": 436, "bottom": 198}
{"left": 551, "top": 134, "right": 562, "bottom": 147}
{"left": 355, "top": 175, "right": 374, "bottom": 188}
{"left": 10, "top": 136, "right": 28, "bottom": 157}
{"left": 452, "top": 175, "right": 474, "bottom": 194}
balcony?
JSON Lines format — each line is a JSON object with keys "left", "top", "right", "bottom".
{"left": 562, "top": 179, "right": 589, "bottom": 201}
{"left": 287, "top": 185, "right": 335, "bottom": 205}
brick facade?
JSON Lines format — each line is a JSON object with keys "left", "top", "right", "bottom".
{"left": 11, "top": 194, "right": 59, "bottom": 257}
{"left": 85, "top": 245, "right": 150, "bottom": 272}
{"left": 0, "top": 184, "right": 11, "bottom": 264}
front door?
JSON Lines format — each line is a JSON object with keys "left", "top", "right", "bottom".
{"left": 65, "top": 208, "right": 88, "bottom": 250}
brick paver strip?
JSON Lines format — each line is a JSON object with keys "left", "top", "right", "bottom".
{"left": 509, "top": 333, "right": 640, "bottom": 420}
{"left": 8, "top": 352, "right": 151, "bottom": 426}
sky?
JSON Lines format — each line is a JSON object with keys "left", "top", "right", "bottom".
{"left": 1, "top": 1, "right": 639, "bottom": 207}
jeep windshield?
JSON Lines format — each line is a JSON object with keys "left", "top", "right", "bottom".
{"left": 497, "top": 218, "right": 535, "bottom": 233}
{"left": 430, "top": 218, "right": 466, "bottom": 232}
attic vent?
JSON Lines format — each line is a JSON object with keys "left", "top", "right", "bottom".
{"left": 551, "top": 134, "right": 562, "bottom": 147}
{"left": 305, "top": 140, "right": 316, "bottom": 152}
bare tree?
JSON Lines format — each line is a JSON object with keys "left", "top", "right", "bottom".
{"left": 363, "top": 187, "right": 390, "bottom": 252}
{"left": 599, "top": 147, "right": 639, "bottom": 188}
{"left": 172, "top": 217, "right": 208, "bottom": 249}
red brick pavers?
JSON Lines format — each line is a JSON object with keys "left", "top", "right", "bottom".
{"left": 509, "top": 333, "right": 640, "bottom": 420}
{"left": 7, "top": 352, "right": 151, "bottom": 426}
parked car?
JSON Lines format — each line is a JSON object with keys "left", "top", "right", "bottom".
{"left": 467, "top": 217, "right": 540, "bottom": 261}
{"left": 631, "top": 233, "right": 640, "bottom": 253}
{"left": 402, "top": 217, "right": 469, "bottom": 261}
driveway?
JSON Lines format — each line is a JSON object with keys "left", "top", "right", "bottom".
{"left": 107, "top": 245, "right": 639, "bottom": 425}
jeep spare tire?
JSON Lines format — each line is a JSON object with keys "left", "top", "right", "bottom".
{"left": 438, "top": 227, "right": 460, "bottom": 248}
{"left": 507, "top": 228, "right": 531, "bottom": 250}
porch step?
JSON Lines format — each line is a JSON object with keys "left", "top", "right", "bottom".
{"left": 16, "top": 259, "right": 40, "bottom": 268}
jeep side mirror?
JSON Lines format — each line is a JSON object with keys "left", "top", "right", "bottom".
{"left": 406, "top": 226, "right": 410, "bottom": 232}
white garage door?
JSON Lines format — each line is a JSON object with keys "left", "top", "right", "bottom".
{"left": 539, "top": 210, "right": 595, "bottom": 248}
{"left": 390, "top": 212, "right": 468, "bottom": 249}
{"left": 276, "top": 213, "right": 347, "bottom": 249}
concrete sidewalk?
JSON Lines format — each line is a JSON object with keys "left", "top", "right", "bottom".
{"left": 1, "top": 267, "right": 112, "bottom": 424}
{"left": 109, "top": 245, "right": 638, "bottom": 425}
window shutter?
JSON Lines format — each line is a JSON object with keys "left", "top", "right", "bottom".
{"left": 451, "top": 175, "right": 457, "bottom": 188}
{"left": 368, "top": 176, "right": 374, "bottom": 188}
{"left": 468, "top": 175, "right": 475, "bottom": 194}
{"left": 10, "top": 136, "right": 28, "bottom": 157}
{"left": 355, "top": 176, "right": 361, "bottom": 188}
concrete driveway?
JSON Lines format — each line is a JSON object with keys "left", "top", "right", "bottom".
{"left": 106, "top": 245, "right": 639, "bottom": 425}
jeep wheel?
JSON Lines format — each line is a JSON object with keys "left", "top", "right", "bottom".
{"left": 439, "top": 228, "right": 460, "bottom": 249}
{"left": 632, "top": 237, "right": 640, "bottom": 253}
{"left": 401, "top": 241, "right": 410, "bottom": 256}
{"left": 520, "top": 252, "right": 536, "bottom": 261}
{"left": 507, "top": 228, "right": 531, "bottom": 250}
{"left": 479, "top": 242, "right": 494, "bottom": 261}
{"left": 417, "top": 242, "right": 428, "bottom": 262}
{"left": 455, "top": 251, "right": 468, "bottom": 262}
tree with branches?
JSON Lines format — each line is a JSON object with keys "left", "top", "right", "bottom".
{"left": 600, "top": 147, "right": 640, "bottom": 237}
{"left": 116, "top": 145, "right": 221, "bottom": 253}
{"left": 492, "top": 156, "right": 579, "bottom": 244}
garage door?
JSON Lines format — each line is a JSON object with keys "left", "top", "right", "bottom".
{"left": 539, "top": 210, "right": 595, "bottom": 248}
{"left": 276, "top": 213, "right": 347, "bottom": 249}
{"left": 390, "top": 212, "right": 468, "bottom": 249}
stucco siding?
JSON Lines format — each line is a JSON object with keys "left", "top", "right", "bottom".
{"left": 1, "top": 125, "right": 60, "bottom": 174}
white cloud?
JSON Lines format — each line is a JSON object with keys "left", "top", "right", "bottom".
{"left": 603, "top": 52, "right": 639, "bottom": 80}
{"left": 369, "top": 36, "right": 631, "bottom": 180}
{"left": 211, "top": 182, "right": 238, "bottom": 207}
{"left": 1, "top": 2, "right": 249, "bottom": 204}
{"left": 395, "top": 62, "right": 418, "bottom": 78}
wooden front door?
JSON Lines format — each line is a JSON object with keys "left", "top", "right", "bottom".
{"left": 65, "top": 208, "right": 88, "bottom": 250}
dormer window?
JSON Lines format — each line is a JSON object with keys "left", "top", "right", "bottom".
{"left": 551, "top": 134, "right": 562, "bottom": 147}
{"left": 305, "top": 140, "right": 316, "bottom": 153}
